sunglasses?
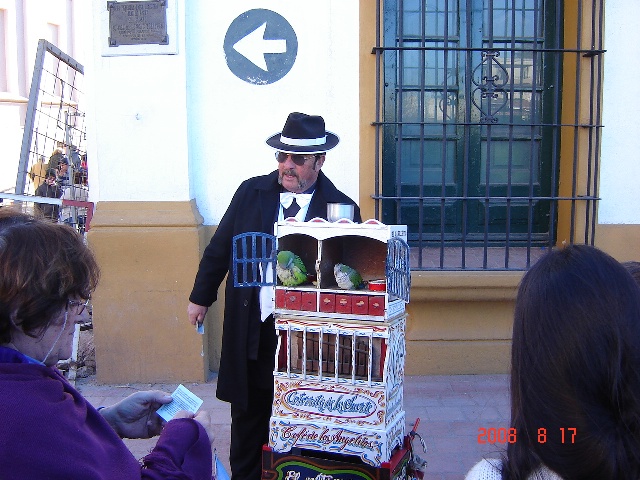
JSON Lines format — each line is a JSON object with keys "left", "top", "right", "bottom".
{"left": 275, "top": 152, "right": 317, "bottom": 166}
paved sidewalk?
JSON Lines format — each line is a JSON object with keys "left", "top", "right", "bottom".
{"left": 77, "top": 374, "right": 510, "bottom": 480}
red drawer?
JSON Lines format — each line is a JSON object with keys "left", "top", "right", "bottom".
{"left": 319, "top": 293, "right": 336, "bottom": 313}
{"left": 275, "top": 289, "right": 287, "bottom": 308}
{"left": 335, "top": 294, "right": 352, "bottom": 314}
{"left": 301, "top": 291, "right": 317, "bottom": 311}
{"left": 368, "top": 295, "right": 385, "bottom": 316}
{"left": 352, "top": 295, "right": 369, "bottom": 315}
{"left": 284, "top": 290, "right": 301, "bottom": 310}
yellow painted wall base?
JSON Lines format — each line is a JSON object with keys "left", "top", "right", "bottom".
{"left": 88, "top": 201, "right": 209, "bottom": 383}
{"left": 596, "top": 224, "right": 640, "bottom": 262}
{"left": 87, "top": 201, "right": 640, "bottom": 381}
{"left": 406, "top": 340, "right": 512, "bottom": 375}
{"left": 402, "top": 224, "right": 640, "bottom": 375}
{"left": 404, "top": 271, "right": 521, "bottom": 374}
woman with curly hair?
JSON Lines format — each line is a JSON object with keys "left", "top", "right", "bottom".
{"left": 0, "top": 208, "right": 215, "bottom": 479}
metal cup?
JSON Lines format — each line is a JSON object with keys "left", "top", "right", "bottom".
{"left": 327, "top": 203, "right": 354, "bottom": 222}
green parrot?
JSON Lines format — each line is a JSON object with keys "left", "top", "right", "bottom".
{"left": 276, "top": 250, "right": 309, "bottom": 287}
{"left": 334, "top": 263, "right": 365, "bottom": 290}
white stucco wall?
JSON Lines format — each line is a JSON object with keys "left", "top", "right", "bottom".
{"left": 599, "top": 0, "right": 640, "bottom": 224}
{"left": 89, "top": 0, "right": 189, "bottom": 203}
{"left": 88, "top": 0, "right": 360, "bottom": 225}
{"left": 186, "top": 1, "right": 360, "bottom": 224}
{"left": 1, "top": 0, "right": 88, "bottom": 194}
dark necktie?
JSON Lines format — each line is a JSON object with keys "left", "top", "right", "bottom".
{"left": 283, "top": 198, "right": 300, "bottom": 219}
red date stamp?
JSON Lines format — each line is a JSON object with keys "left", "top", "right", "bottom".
{"left": 477, "top": 427, "right": 577, "bottom": 444}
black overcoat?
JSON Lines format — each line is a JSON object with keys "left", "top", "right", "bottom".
{"left": 189, "top": 170, "right": 361, "bottom": 409}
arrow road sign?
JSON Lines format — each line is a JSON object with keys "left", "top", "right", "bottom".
{"left": 233, "top": 22, "right": 287, "bottom": 71}
{"left": 224, "top": 9, "right": 298, "bottom": 85}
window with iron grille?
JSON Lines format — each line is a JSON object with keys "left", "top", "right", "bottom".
{"left": 373, "top": 0, "right": 604, "bottom": 270}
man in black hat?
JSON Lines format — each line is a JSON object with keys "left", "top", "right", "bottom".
{"left": 187, "top": 112, "right": 361, "bottom": 479}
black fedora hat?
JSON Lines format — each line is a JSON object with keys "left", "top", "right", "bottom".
{"left": 266, "top": 112, "right": 339, "bottom": 154}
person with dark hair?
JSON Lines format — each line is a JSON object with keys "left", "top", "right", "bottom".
{"left": 466, "top": 245, "right": 640, "bottom": 480}
{"left": 623, "top": 260, "right": 640, "bottom": 286}
{"left": 48, "top": 148, "right": 67, "bottom": 180}
{"left": 55, "top": 154, "right": 71, "bottom": 186}
{"left": 34, "top": 168, "right": 63, "bottom": 221}
{"left": 187, "top": 112, "right": 361, "bottom": 479}
{"left": 0, "top": 208, "right": 215, "bottom": 479}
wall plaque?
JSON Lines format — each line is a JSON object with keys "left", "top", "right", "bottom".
{"left": 108, "top": 0, "right": 168, "bottom": 47}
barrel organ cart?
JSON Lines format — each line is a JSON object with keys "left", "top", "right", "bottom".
{"left": 231, "top": 218, "right": 425, "bottom": 480}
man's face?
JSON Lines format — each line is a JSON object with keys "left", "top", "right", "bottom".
{"left": 277, "top": 153, "right": 325, "bottom": 193}
{"left": 45, "top": 175, "right": 56, "bottom": 185}
{"left": 58, "top": 163, "right": 68, "bottom": 175}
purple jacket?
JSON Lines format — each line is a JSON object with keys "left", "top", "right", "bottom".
{"left": 0, "top": 347, "right": 212, "bottom": 479}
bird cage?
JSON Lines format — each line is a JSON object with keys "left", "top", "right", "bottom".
{"left": 273, "top": 219, "right": 410, "bottom": 321}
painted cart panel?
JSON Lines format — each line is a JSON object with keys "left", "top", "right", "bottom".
{"left": 268, "top": 412, "right": 406, "bottom": 467}
{"left": 262, "top": 446, "right": 411, "bottom": 480}
{"left": 271, "top": 377, "right": 404, "bottom": 428}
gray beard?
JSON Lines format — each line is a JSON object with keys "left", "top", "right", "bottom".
{"left": 278, "top": 172, "right": 309, "bottom": 192}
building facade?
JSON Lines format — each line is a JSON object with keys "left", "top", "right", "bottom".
{"left": 0, "top": 0, "right": 89, "bottom": 195}
{"left": 76, "top": 0, "right": 640, "bottom": 382}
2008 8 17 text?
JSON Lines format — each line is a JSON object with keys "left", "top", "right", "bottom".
{"left": 477, "top": 427, "right": 577, "bottom": 444}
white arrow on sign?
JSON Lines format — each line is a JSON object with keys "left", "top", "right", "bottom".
{"left": 232, "top": 22, "right": 287, "bottom": 71}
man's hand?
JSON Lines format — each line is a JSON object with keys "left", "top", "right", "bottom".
{"left": 187, "top": 302, "right": 208, "bottom": 326}
{"left": 99, "top": 390, "right": 172, "bottom": 439}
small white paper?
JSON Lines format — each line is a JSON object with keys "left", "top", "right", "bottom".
{"left": 156, "top": 384, "right": 203, "bottom": 422}
{"left": 196, "top": 322, "right": 205, "bottom": 334}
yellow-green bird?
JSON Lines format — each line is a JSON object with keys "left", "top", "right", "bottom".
{"left": 276, "top": 251, "right": 309, "bottom": 287}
